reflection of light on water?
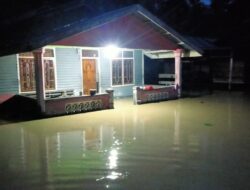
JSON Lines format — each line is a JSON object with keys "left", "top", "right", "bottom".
{"left": 108, "top": 149, "right": 118, "bottom": 169}
{"left": 174, "top": 110, "right": 180, "bottom": 146}
{"left": 106, "top": 171, "right": 122, "bottom": 180}
{"left": 96, "top": 144, "right": 129, "bottom": 183}
{"left": 96, "top": 171, "right": 127, "bottom": 181}
{"left": 56, "top": 132, "right": 61, "bottom": 161}
{"left": 96, "top": 129, "right": 133, "bottom": 186}
{"left": 114, "top": 139, "right": 122, "bottom": 146}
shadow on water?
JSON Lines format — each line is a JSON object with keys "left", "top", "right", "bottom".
{"left": 0, "top": 95, "right": 42, "bottom": 123}
{"left": 0, "top": 91, "right": 250, "bottom": 190}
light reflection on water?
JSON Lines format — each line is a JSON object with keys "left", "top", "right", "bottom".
{"left": 0, "top": 92, "right": 250, "bottom": 190}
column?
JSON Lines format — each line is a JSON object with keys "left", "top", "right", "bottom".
{"left": 33, "top": 48, "right": 46, "bottom": 113}
{"left": 174, "top": 49, "right": 183, "bottom": 97}
{"left": 106, "top": 89, "right": 114, "bottom": 109}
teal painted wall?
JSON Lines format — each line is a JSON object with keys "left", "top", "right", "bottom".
{"left": 99, "top": 48, "right": 111, "bottom": 94}
{"left": 0, "top": 48, "right": 144, "bottom": 98}
{"left": 134, "top": 49, "right": 143, "bottom": 86}
{"left": 0, "top": 55, "right": 19, "bottom": 94}
{"left": 99, "top": 49, "right": 143, "bottom": 97}
{"left": 55, "top": 48, "right": 82, "bottom": 95}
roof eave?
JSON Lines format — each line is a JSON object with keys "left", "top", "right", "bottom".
{"left": 134, "top": 5, "right": 204, "bottom": 54}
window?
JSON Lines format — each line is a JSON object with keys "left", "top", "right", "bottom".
{"left": 18, "top": 48, "right": 56, "bottom": 92}
{"left": 112, "top": 60, "right": 122, "bottom": 85}
{"left": 19, "top": 53, "right": 35, "bottom": 92}
{"left": 43, "top": 49, "right": 56, "bottom": 90}
{"left": 82, "top": 49, "right": 99, "bottom": 57}
{"left": 112, "top": 50, "right": 134, "bottom": 86}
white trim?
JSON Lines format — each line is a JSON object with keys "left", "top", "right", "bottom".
{"left": 53, "top": 48, "right": 58, "bottom": 91}
{"left": 43, "top": 47, "right": 57, "bottom": 91}
{"left": 142, "top": 50, "right": 145, "bottom": 85}
{"left": 144, "top": 50, "right": 201, "bottom": 59}
{"left": 17, "top": 47, "right": 57, "bottom": 94}
{"left": 18, "top": 54, "right": 36, "bottom": 94}
{"left": 138, "top": 11, "right": 181, "bottom": 41}
{"left": 97, "top": 50, "right": 101, "bottom": 93}
{"left": 110, "top": 49, "right": 135, "bottom": 87}
{"left": 40, "top": 49, "right": 46, "bottom": 100}
{"left": 19, "top": 91, "right": 36, "bottom": 94}
{"left": 133, "top": 51, "right": 135, "bottom": 85}
{"left": 16, "top": 54, "right": 21, "bottom": 94}
{"left": 79, "top": 48, "right": 84, "bottom": 94}
{"left": 47, "top": 45, "right": 101, "bottom": 50}
{"left": 111, "top": 84, "right": 135, "bottom": 88}
{"left": 80, "top": 47, "right": 100, "bottom": 94}
{"left": 137, "top": 11, "right": 201, "bottom": 53}
{"left": 81, "top": 47, "right": 101, "bottom": 51}
{"left": 18, "top": 55, "right": 34, "bottom": 58}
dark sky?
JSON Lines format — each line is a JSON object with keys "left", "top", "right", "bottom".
{"left": 0, "top": 0, "right": 249, "bottom": 57}
{"left": 201, "top": 0, "right": 211, "bottom": 6}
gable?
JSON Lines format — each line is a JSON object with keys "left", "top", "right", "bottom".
{"left": 53, "top": 14, "right": 179, "bottom": 50}
{"left": 0, "top": 4, "right": 206, "bottom": 56}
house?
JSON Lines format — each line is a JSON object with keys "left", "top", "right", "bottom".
{"left": 0, "top": 4, "right": 212, "bottom": 117}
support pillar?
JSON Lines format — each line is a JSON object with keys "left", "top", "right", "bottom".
{"left": 33, "top": 48, "right": 46, "bottom": 113}
{"left": 174, "top": 49, "right": 183, "bottom": 97}
{"left": 106, "top": 89, "right": 114, "bottom": 109}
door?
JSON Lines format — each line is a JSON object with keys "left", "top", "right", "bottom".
{"left": 82, "top": 59, "right": 96, "bottom": 95}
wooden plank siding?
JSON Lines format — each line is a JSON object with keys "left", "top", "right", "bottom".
{"left": 99, "top": 48, "right": 111, "bottom": 94}
{"left": 134, "top": 49, "right": 143, "bottom": 86}
{"left": 55, "top": 48, "right": 82, "bottom": 95}
{"left": 0, "top": 55, "right": 19, "bottom": 94}
{"left": 0, "top": 47, "right": 144, "bottom": 98}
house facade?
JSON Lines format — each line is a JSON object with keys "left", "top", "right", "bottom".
{"left": 0, "top": 4, "right": 209, "bottom": 116}
{"left": 0, "top": 46, "right": 144, "bottom": 97}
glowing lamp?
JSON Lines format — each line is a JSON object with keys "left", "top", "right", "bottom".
{"left": 104, "top": 44, "right": 119, "bottom": 58}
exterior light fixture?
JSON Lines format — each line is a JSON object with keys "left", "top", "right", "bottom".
{"left": 104, "top": 44, "right": 119, "bottom": 58}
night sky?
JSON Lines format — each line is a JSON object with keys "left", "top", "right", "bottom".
{"left": 0, "top": 0, "right": 249, "bottom": 60}
{"left": 201, "top": 0, "right": 211, "bottom": 6}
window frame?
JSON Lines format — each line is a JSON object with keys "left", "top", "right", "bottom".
{"left": 111, "top": 49, "right": 134, "bottom": 87}
{"left": 80, "top": 47, "right": 100, "bottom": 94}
{"left": 43, "top": 47, "right": 57, "bottom": 91}
{"left": 18, "top": 47, "right": 57, "bottom": 93}
{"left": 18, "top": 53, "right": 36, "bottom": 93}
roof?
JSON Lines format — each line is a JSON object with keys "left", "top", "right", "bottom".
{"left": 0, "top": 4, "right": 220, "bottom": 56}
{"left": 50, "top": 4, "right": 205, "bottom": 54}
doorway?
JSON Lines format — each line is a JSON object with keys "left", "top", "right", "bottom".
{"left": 82, "top": 59, "right": 96, "bottom": 95}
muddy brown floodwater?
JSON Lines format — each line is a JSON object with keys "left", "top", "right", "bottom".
{"left": 0, "top": 91, "right": 250, "bottom": 190}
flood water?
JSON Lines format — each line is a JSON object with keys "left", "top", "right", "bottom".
{"left": 0, "top": 91, "right": 250, "bottom": 190}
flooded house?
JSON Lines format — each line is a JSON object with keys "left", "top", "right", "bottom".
{"left": 0, "top": 4, "right": 217, "bottom": 117}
